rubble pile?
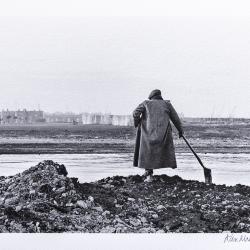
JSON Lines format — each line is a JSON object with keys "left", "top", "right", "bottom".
{"left": 0, "top": 160, "right": 250, "bottom": 233}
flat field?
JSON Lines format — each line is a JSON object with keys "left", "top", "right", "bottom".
{"left": 0, "top": 119, "right": 249, "bottom": 154}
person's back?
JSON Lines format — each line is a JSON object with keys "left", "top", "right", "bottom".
{"left": 142, "top": 99, "right": 171, "bottom": 144}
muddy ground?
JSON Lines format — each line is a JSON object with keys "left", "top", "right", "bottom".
{"left": 0, "top": 120, "right": 250, "bottom": 154}
{"left": 0, "top": 160, "right": 250, "bottom": 233}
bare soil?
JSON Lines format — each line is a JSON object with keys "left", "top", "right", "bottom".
{"left": 1, "top": 160, "right": 250, "bottom": 233}
{"left": 0, "top": 119, "right": 249, "bottom": 154}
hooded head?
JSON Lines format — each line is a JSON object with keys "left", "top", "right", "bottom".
{"left": 148, "top": 89, "right": 162, "bottom": 100}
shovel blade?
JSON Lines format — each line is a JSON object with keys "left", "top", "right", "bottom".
{"left": 204, "top": 168, "right": 212, "bottom": 184}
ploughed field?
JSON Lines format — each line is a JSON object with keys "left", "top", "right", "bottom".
{"left": 0, "top": 119, "right": 249, "bottom": 154}
{"left": 0, "top": 119, "right": 250, "bottom": 154}
{"left": 1, "top": 160, "right": 250, "bottom": 233}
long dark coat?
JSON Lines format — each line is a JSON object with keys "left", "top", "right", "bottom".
{"left": 133, "top": 98, "right": 183, "bottom": 169}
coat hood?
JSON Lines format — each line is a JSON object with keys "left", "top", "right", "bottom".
{"left": 148, "top": 89, "right": 162, "bottom": 100}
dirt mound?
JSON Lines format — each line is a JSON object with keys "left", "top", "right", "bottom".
{"left": 0, "top": 160, "right": 250, "bottom": 233}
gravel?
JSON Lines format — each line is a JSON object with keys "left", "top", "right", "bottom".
{"left": 0, "top": 160, "right": 250, "bottom": 233}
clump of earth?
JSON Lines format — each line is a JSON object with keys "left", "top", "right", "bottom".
{"left": 0, "top": 160, "right": 250, "bottom": 233}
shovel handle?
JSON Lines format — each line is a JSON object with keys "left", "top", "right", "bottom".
{"left": 182, "top": 135, "right": 205, "bottom": 169}
{"left": 133, "top": 123, "right": 141, "bottom": 166}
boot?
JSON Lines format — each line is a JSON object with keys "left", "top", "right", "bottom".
{"left": 142, "top": 169, "right": 153, "bottom": 178}
{"left": 143, "top": 169, "right": 153, "bottom": 182}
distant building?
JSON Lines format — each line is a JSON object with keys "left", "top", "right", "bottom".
{"left": 0, "top": 109, "right": 44, "bottom": 124}
{"left": 111, "top": 115, "right": 133, "bottom": 126}
{"left": 0, "top": 110, "right": 133, "bottom": 126}
{"left": 44, "top": 112, "right": 82, "bottom": 124}
{"left": 82, "top": 113, "right": 113, "bottom": 125}
{"left": 81, "top": 113, "right": 133, "bottom": 126}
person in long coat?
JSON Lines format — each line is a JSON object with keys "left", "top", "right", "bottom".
{"left": 133, "top": 89, "right": 184, "bottom": 181}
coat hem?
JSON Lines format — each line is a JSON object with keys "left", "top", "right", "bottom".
{"left": 134, "top": 165, "right": 177, "bottom": 169}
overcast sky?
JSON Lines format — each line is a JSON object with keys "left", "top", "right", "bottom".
{"left": 0, "top": 2, "right": 250, "bottom": 117}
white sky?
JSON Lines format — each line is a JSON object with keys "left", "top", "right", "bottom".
{"left": 1, "top": 0, "right": 250, "bottom": 17}
{"left": 0, "top": 1, "right": 250, "bottom": 117}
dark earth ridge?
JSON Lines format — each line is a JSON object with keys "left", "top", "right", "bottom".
{"left": 0, "top": 160, "right": 250, "bottom": 233}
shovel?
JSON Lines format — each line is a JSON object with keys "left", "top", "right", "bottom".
{"left": 182, "top": 135, "right": 212, "bottom": 184}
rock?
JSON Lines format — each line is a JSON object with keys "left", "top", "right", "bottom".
{"left": 56, "top": 187, "right": 65, "bottom": 193}
{"left": 96, "top": 215, "right": 103, "bottom": 223}
{"left": 156, "top": 229, "right": 165, "bottom": 233}
{"left": 139, "top": 207, "right": 148, "bottom": 214}
{"left": 152, "top": 214, "right": 159, "bottom": 219}
{"left": 29, "top": 189, "right": 36, "bottom": 196}
{"left": 0, "top": 198, "right": 4, "bottom": 205}
{"left": 232, "top": 206, "right": 240, "bottom": 210}
{"left": 4, "top": 197, "right": 19, "bottom": 205}
{"left": 242, "top": 205, "right": 250, "bottom": 210}
{"left": 180, "top": 205, "right": 188, "bottom": 210}
{"left": 93, "top": 206, "right": 103, "bottom": 212}
{"left": 138, "top": 227, "right": 150, "bottom": 233}
{"left": 4, "top": 178, "right": 11, "bottom": 184}
{"left": 157, "top": 205, "right": 165, "bottom": 210}
{"left": 102, "top": 184, "right": 114, "bottom": 189}
{"left": 131, "top": 204, "right": 139, "bottom": 210}
{"left": 15, "top": 206, "right": 22, "bottom": 212}
{"left": 35, "top": 222, "right": 41, "bottom": 233}
{"left": 100, "top": 226, "right": 116, "bottom": 233}
{"left": 76, "top": 200, "right": 88, "bottom": 209}
{"left": 234, "top": 193, "right": 241, "bottom": 197}
{"left": 127, "top": 198, "right": 135, "bottom": 202}
{"left": 102, "top": 210, "right": 111, "bottom": 216}
{"left": 69, "top": 190, "right": 76, "bottom": 196}
{"left": 141, "top": 217, "right": 147, "bottom": 224}
{"left": 88, "top": 196, "right": 94, "bottom": 202}
{"left": 115, "top": 204, "right": 123, "bottom": 208}
{"left": 31, "top": 182, "right": 39, "bottom": 188}
{"left": 129, "top": 219, "right": 141, "bottom": 227}
{"left": 239, "top": 223, "right": 246, "bottom": 229}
